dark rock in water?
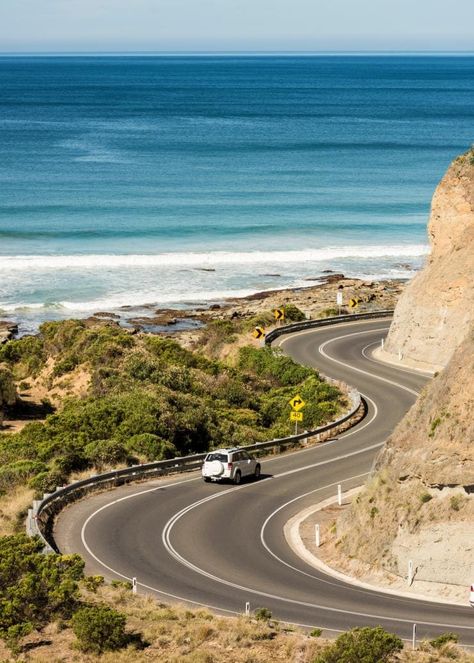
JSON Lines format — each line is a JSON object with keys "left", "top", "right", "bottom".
{"left": 0, "top": 321, "right": 18, "bottom": 344}
{"left": 93, "top": 311, "right": 121, "bottom": 319}
{"left": 321, "top": 269, "right": 334, "bottom": 274}
{"left": 393, "top": 263, "right": 412, "bottom": 271}
{"left": 263, "top": 273, "right": 281, "bottom": 277}
{"left": 196, "top": 267, "right": 216, "bottom": 272}
{"left": 303, "top": 276, "right": 323, "bottom": 282}
{"left": 209, "top": 304, "right": 221, "bottom": 310}
{"left": 167, "top": 318, "right": 178, "bottom": 326}
{"left": 323, "top": 273, "right": 345, "bottom": 283}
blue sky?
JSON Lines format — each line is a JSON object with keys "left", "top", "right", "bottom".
{"left": 0, "top": 0, "right": 473, "bottom": 52}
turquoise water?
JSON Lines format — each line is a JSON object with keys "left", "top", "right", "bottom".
{"left": 0, "top": 55, "right": 473, "bottom": 328}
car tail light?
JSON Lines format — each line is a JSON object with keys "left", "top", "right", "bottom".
{"left": 227, "top": 462, "right": 233, "bottom": 471}
{"left": 471, "top": 585, "right": 474, "bottom": 592}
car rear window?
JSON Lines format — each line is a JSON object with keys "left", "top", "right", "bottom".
{"left": 206, "top": 453, "right": 227, "bottom": 462}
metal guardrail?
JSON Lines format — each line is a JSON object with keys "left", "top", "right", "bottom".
{"left": 27, "top": 309, "right": 393, "bottom": 553}
{"left": 265, "top": 310, "right": 394, "bottom": 345}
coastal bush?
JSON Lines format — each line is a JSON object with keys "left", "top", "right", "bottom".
{"left": 126, "top": 433, "right": 177, "bottom": 461}
{"left": 0, "top": 534, "right": 84, "bottom": 652}
{"left": 0, "top": 335, "right": 45, "bottom": 377}
{"left": 313, "top": 626, "right": 403, "bottom": 663}
{"left": 0, "top": 320, "right": 343, "bottom": 489}
{"left": 71, "top": 605, "right": 127, "bottom": 654}
{"left": 238, "top": 346, "right": 313, "bottom": 387}
{"left": 282, "top": 303, "right": 306, "bottom": 322}
{"left": 429, "top": 632, "right": 458, "bottom": 648}
{"left": 0, "top": 365, "right": 17, "bottom": 424}
{"left": 0, "top": 460, "right": 48, "bottom": 491}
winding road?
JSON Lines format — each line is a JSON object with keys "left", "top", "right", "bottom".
{"left": 55, "top": 317, "right": 474, "bottom": 643}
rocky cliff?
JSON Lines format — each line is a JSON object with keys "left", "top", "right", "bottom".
{"left": 383, "top": 148, "right": 474, "bottom": 371}
{"left": 338, "top": 325, "right": 474, "bottom": 587}
{"left": 335, "top": 148, "right": 474, "bottom": 591}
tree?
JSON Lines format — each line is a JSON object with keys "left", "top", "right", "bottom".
{"left": 0, "top": 534, "right": 84, "bottom": 652}
{"left": 71, "top": 605, "right": 127, "bottom": 654}
{"left": 314, "top": 626, "right": 403, "bottom": 663}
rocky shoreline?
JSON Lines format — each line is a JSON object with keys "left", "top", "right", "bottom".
{"left": 1, "top": 273, "right": 406, "bottom": 344}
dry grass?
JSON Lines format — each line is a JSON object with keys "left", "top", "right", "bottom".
{"left": 0, "top": 484, "right": 34, "bottom": 536}
{"left": 1, "top": 583, "right": 473, "bottom": 662}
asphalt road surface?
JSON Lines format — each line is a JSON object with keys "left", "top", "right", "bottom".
{"left": 55, "top": 318, "right": 474, "bottom": 643}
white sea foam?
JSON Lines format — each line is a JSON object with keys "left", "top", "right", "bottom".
{"left": 0, "top": 288, "right": 262, "bottom": 314}
{"left": 0, "top": 245, "right": 429, "bottom": 271}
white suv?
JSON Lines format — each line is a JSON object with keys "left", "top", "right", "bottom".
{"left": 202, "top": 448, "right": 261, "bottom": 484}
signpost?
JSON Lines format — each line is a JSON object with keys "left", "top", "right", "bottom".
{"left": 290, "top": 411, "right": 303, "bottom": 422}
{"left": 253, "top": 326, "right": 265, "bottom": 340}
{"left": 349, "top": 297, "right": 359, "bottom": 310}
{"left": 274, "top": 308, "right": 285, "bottom": 324}
{"left": 289, "top": 394, "right": 306, "bottom": 433}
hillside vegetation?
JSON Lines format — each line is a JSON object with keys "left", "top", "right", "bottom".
{"left": 0, "top": 318, "right": 343, "bottom": 509}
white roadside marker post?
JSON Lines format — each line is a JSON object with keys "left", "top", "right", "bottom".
{"left": 398, "top": 349, "right": 403, "bottom": 361}
{"left": 412, "top": 623, "right": 417, "bottom": 650}
{"left": 408, "top": 560, "right": 413, "bottom": 586}
{"left": 132, "top": 577, "right": 137, "bottom": 594}
{"left": 315, "top": 524, "right": 320, "bottom": 547}
{"left": 381, "top": 338, "right": 384, "bottom": 349}
{"left": 337, "top": 484, "right": 342, "bottom": 506}
{"left": 245, "top": 602, "right": 250, "bottom": 617}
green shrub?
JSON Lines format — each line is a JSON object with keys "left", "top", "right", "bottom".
{"left": 0, "top": 460, "right": 48, "bottom": 490}
{"left": 420, "top": 492, "right": 432, "bottom": 504}
{"left": 84, "top": 439, "right": 130, "bottom": 468}
{"left": 254, "top": 607, "right": 272, "bottom": 621}
{"left": 238, "top": 346, "right": 312, "bottom": 387}
{"left": 314, "top": 626, "right": 403, "bottom": 663}
{"left": 0, "top": 534, "right": 84, "bottom": 652}
{"left": 82, "top": 575, "right": 105, "bottom": 593}
{"left": 126, "top": 433, "right": 177, "bottom": 461}
{"left": 450, "top": 495, "right": 463, "bottom": 511}
{"left": 430, "top": 632, "right": 458, "bottom": 649}
{"left": 28, "top": 469, "right": 65, "bottom": 494}
{"left": 111, "top": 579, "right": 133, "bottom": 590}
{"left": 282, "top": 304, "right": 306, "bottom": 322}
{"left": 310, "top": 628, "right": 323, "bottom": 637}
{"left": 71, "top": 605, "right": 127, "bottom": 654}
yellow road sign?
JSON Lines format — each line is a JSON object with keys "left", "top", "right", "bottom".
{"left": 274, "top": 308, "right": 285, "bottom": 321}
{"left": 290, "top": 411, "right": 303, "bottom": 422}
{"left": 253, "top": 326, "right": 265, "bottom": 339}
{"left": 289, "top": 394, "right": 305, "bottom": 411}
{"left": 349, "top": 297, "right": 359, "bottom": 309}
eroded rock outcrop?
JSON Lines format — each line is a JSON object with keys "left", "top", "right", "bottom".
{"left": 337, "top": 325, "right": 474, "bottom": 586}
{"left": 335, "top": 149, "right": 474, "bottom": 590}
{"left": 384, "top": 148, "right": 474, "bottom": 371}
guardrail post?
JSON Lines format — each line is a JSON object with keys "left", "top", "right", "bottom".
{"left": 337, "top": 484, "right": 342, "bottom": 506}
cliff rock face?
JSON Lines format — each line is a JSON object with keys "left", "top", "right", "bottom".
{"left": 337, "top": 149, "right": 474, "bottom": 589}
{"left": 384, "top": 149, "right": 474, "bottom": 371}
{"left": 338, "top": 326, "right": 474, "bottom": 586}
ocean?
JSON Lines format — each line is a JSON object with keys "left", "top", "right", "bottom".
{"left": 0, "top": 55, "right": 473, "bottom": 331}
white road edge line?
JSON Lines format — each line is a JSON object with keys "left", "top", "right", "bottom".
{"left": 317, "top": 330, "right": 420, "bottom": 397}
